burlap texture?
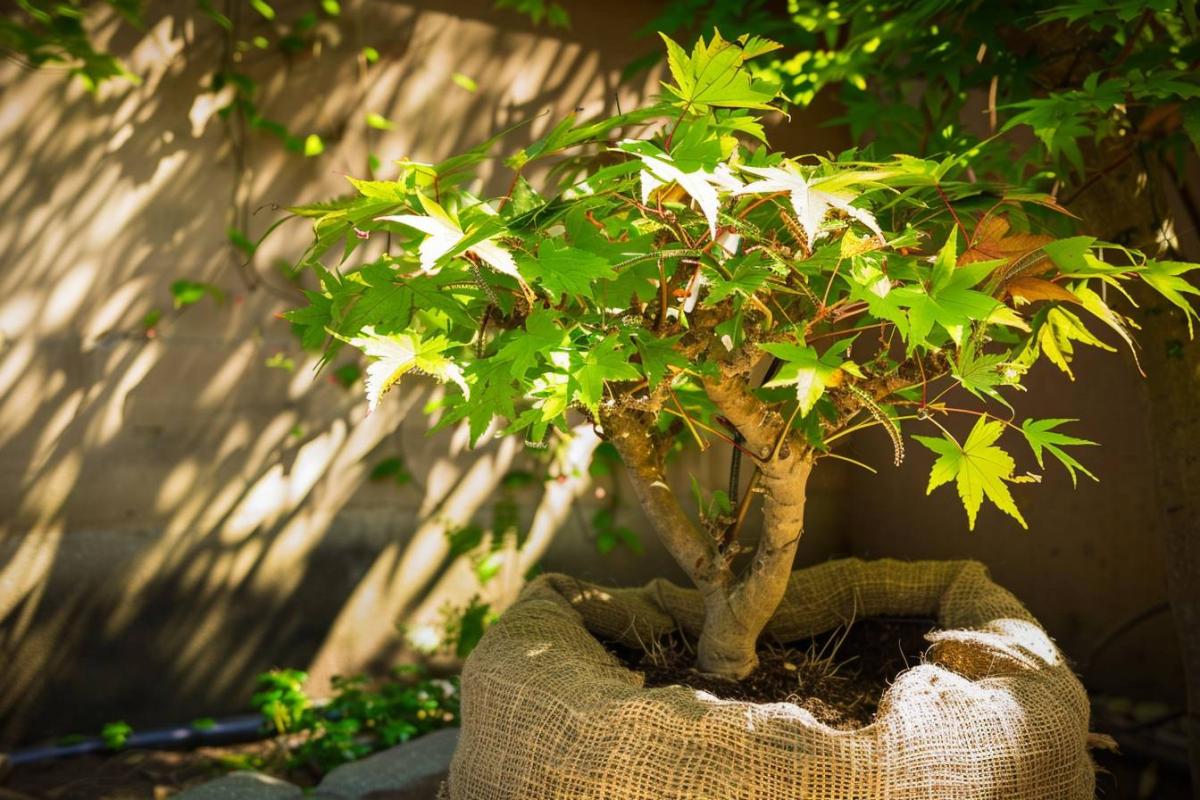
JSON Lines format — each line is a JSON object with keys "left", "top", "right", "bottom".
{"left": 446, "top": 558, "right": 1094, "bottom": 799}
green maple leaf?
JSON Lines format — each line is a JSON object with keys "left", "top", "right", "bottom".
{"left": 1023, "top": 306, "right": 1115, "bottom": 379}
{"left": 892, "top": 235, "right": 1005, "bottom": 349}
{"left": 283, "top": 290, "right": 333, "bottom": 350}
{"left": 627, "top": 330, "right": 688, "bottom": 388}
{"left": 337, "top": 263, "right": 414, "bottom": 334}
{"left": 760, "top": 340, "right": 859, "bottom": 417}
{"left": 431, "top": 358, "right": 518, "bottom": 444}
{"left": 1140, "top": 259, "right": 1200, "bottom": 336}
{"left": 465, "top": 360, "right": 517, "bottom": 443}
{"left": 913, "top": 417, "right": 1027, "bottom": 530}
{"left": 660, "top": 31, "right": 781, "bottom": 113}
{"left": 349, "top": 328, "right": 468, "bottom": 413}
{"left": 952, "top": 349, "right": 1018, "bottom": 409}
{"left": 703, "top": 258, "right": 770, "bottom": 305}
{"left": 524, "top": 239, "right": 615, "bottom": 302}
{"left": 1042, "top": 236, "right": 1095, "bottom": 273}
{"left": 570, "top": 334, "right": 640, "bottom": 413}
{"left": 494, "top": 311, "right": 564, "bottom": 377}
{"left": 1020, "top": 418, "right": 1097, "bottom": 487}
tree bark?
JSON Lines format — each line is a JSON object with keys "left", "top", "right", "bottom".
{"left": 601, "top": 361, "right": 815, "bottom": 680}
{"left": 692, "top": 357, "right": 815, "bottom": 677}
{"left": 600, "top": 405, "right": 730, "bottom": 594}
{"left": 696, "top": 453, "right": 812, "bottom": 676}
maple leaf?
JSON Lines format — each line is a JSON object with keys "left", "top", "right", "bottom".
{"left": 1020, "top": 418, "right": 1097, "bottom": 487}
{"left": 350, "top": 327, "right": 468, "bottom": 412}
{"left": 952, "top": 349, "right": 1021, "bottom": 409}
{"left": 378, "top": 196, "right": 521, "bottom": 283}
{"left": 760, "top": 340, "right": 859, "bottom": 417}
{"left": 630, "top": 147, "right": 742, "bottom": 239}
{"left": 1141, "top": 259, "right": 1200, "bottom": 336}
{"left": 734, "top": 164, "right": 883, "bottom": 246}
{"left": 1022, "top": 306, "right": 1115, "bottom": 379}
{"left": 627, "top": 330, "right": 688, "bottom": 388}
{"left": 891, "top": 234, "right": 1005, "bottom": 349}
{"left": 523, "top": 239, "right": 616, "bottom": 302}
{"left": 462, "top": 360, "right": 517, "bottom": 444}
{"left": 913, "top": 417, "right": 1027, "bottom": 530}
{"left": 1004, "top": 277, "right": 1081, "bottom": 306}
{"left": 494, "top": 311, "right": 564, "bottom": 377}
{"left": 961, "top": 215, "right": 1053, "bottom": 292}
{"left": 659, "top": 31, "right": 781, "bottom": 113}
{"left": 569, "top": 335, "right": 640, "bottom": 414}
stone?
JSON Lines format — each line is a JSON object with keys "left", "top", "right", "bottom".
{"left": 172, "top": 771, "right": 303, "bottom": 800}
{"left": 314, "top": 727, "right": 460, "bottom": 800}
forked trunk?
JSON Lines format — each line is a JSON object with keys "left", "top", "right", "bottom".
{"left": 602, "top": 399, "right": 813, "bottom": 681}
{"left": 695, "top": 456, "right": 812, "bottom": 678}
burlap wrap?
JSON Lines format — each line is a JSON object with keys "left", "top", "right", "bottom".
{"left": 446, "top": 558, "right": 1094, "bottom": 799}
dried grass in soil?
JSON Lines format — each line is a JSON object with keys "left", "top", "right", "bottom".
{"left": 607, "top": 617, "right": 936, "bottom": 730}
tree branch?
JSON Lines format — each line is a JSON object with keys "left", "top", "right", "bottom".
{"left": 701, "top": 356, "right": 785, "bottom": 459}
{"left": 825, "top": 351, "right": 949, "bottom": 433}
{"left": 600, "top": 404, "right": 730, "bottom": 592}
{"left": 734, "top": 455, "right": 812, "bottom": 616}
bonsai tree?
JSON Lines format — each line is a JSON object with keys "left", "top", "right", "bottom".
{"left": 282, "top": 32, "right": 1198, "bottom": 679}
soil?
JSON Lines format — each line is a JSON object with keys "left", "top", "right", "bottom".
{"left": 606, "top": 616, "right": 937, "bottom": 730}
{"left": 0, "top": 740, "right": 316, "bottom": 800}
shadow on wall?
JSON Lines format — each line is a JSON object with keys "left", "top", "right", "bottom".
{"left": 0, "top": 0, "right": 700, "bottom": 744}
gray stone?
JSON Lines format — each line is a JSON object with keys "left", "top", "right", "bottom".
{"left": 315, "top": 727, "right": 460, "bottom": 800}
{"left": 173, "top": 771, "right": 303, "bottom": 800}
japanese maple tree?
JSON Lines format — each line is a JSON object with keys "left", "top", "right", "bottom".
{"left": 283, "top": 32, "right": 1199, "bottom": 679}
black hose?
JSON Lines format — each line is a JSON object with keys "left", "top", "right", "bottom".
{"left": 2, "top": 713, "right": 266, "bottom": 768}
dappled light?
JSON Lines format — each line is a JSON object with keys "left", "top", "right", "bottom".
{"left": 0, "top": 0, "right": 665, "bottom": 743}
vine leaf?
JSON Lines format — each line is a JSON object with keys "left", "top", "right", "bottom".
{"left": 913, "top": 417, "right": 1027, "bottom": 530}
{"left": 1020, "top": 418, "right": 1097, "bottom": 487}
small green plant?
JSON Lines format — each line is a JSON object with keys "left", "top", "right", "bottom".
{"left": 252, "top": 666, "right": 459, "bottom": 774}
{"left": 442, "top": 595, "right": 499, "bottom": 658}
{"left": 100, "top": 719, "right": 132, "bottom": 750}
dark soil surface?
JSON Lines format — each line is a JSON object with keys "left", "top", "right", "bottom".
{"left": 1, "top": 740, "right": 315, "bottom": 799}
{"left": 607, "top": 616, "right": 937, "bottom": 730}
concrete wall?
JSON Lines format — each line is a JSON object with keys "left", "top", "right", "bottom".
{"left": 0, "top": 0, "right": 1185, "bottom": 745}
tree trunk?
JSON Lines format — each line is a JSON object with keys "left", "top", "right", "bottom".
{"left": 696, "top": 592, "right": 762, "bottom": 677}
{"left": 695, "top": 454, "right": 812, "bottom": 677}
{"left": 601, "top": 400, "right": 813, "bottom": 680}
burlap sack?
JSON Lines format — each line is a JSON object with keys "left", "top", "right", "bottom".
{"left": 446, "top": 558, "right": 1094, "bottom": 799}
